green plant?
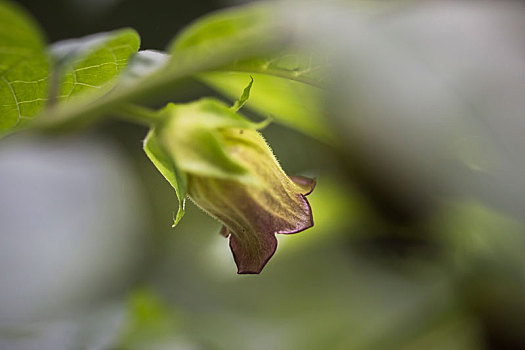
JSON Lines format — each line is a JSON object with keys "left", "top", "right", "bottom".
{"left": 4, "top": 1, "right": 525, "bottom": 349}
{"left": 0, "top": 0, "right": 325, "bottom": 274}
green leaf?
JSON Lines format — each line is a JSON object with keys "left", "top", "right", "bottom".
{"left": 143, "top": 128, "right": 187, "bottom": 227}
{"left": 0, "top": 0, "right": 49, "bottom": 133}
{"left": 34, "top": 3, "right": 282, "bottom": 130}
{"left": 202, "top": 71, "right": 332, "bottom": 142}
{"left": 234, "top": 51, "right": 325, "bottom": 87}
{"left": 0, "top": 1, "right": 45, "bottom": 54}
{"left": 170, "top": 3, "right": 323, "bottom": 87}
{"left": 169, "top": 3, "right": 275, "bottom": 59}
{"left": 231, "top": 75, "right": 253, "bottom": 112}
{"left": 170, "top": 4, "right": 333, "bottom": 143}
{"left": 49, "top": 28, "right": 140, "bottom": 103}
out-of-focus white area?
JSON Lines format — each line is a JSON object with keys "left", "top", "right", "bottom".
{"left": 0, "top": 135, "right": 146, "bottom": 325}
{"left": 0, "top": 304, "right": 126, "bottom": 350}
{"left": 119, "top": 50, "right": 170, "bottom": 86}
{"left": 282, "top": 0, "right": 525, "bottom": 216}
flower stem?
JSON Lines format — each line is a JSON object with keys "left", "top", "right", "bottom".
{"left": 113, "top": 104, "right": 164, "bottom": 126}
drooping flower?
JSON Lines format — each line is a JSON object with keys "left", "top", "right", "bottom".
{"left": 146, "top": 98, "right": 315, "bottom": 274}
{"left": 186, "top": 127, "right": 315, "bottom": 274}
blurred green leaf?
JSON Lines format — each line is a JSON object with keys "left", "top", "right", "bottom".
{"left": 0, "top": 0, "right": 49, "bottom": 133}
{"left": 226, "top": 51, "right": 325, "bottom": 87}
{"left": 49, "top": 28, "right": 140, "bottom": 103}
{"left": 171, "top": 4, "right": 332, "bottom": 142}
{"left": 144, "top": 128, "right": 187, "bottom": 227}
{"left": 202, "top": 71, "right": 331, "bottom": 142}
{"left": 35, "top": 3, "right": 282, "bottom": 130}
{"left": 170, "top": 5, "right": 323, "bottom": 87}
{"left": 169, "top": 3, "right": 275, "bottom": 60}
{"left": 115, "top": 288, "right": 181, "bottom": 349}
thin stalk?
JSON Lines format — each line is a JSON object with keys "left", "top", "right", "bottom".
{"left": 113, "top": 104, "right": 164, "bottom": 126}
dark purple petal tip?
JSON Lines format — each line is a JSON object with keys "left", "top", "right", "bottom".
{"left": 290, "top": 175, "right": 316, "bottom": 196}
{"left": 230, "top": 233, "right": 278, "bottom": 274}
{"left": 219, "top": 183, "right": 315, "bottom": 274}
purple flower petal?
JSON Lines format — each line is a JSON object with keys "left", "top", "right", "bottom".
{"left": 187, "top": 129, "right": 316, "bottom": 274}
{"left": 290, "top": 175, "right": 316, "bottom": 196}
{"left": 215, "top": 175, "right": 315, "bottom": 274}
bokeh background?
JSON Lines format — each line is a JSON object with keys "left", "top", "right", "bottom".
{"left": 2, "top": 0, "right": 525, "bottom": 349}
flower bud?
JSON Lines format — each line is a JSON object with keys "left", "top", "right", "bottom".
{"left": 157, "top": 99, "right": 315, "bottom": 274}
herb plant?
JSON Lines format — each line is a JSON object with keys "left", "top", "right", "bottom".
{"left": 0, "top": 0, "right": 323, "bottom": 273}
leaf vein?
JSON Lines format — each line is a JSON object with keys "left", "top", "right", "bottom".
{"left": 75, "top": 62, "right": 117, "bottom": 72}
{"left": 10, "top": 77, "right": 48, "bottom": 84}
{"left": 2, "top": 76, "right": 21, "bottom": 123}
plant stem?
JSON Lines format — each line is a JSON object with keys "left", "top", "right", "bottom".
{"left": 32, "top": 29, "right": 285, "bottom": 131}
{"left": 113, "top": 104, "right": 164, "bottom": 126}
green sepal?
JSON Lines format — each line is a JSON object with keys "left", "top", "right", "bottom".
{"left": 230, "top": 76, "right": 271, "bottom": 128}
{"left": 231, "top": 76, "right": 253, "bottom": 112}
{"left": 143, "top": 128, "right": 187, "bottom": 227}
{"left": 158, "top": 98, "right": 268, "bottom": 184}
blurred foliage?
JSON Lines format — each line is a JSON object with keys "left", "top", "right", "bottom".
{"left": 114, "top": 288, "right": 182, "bottom": 349}
{"left": 0, "top": 0, "right": 48, "bottom": 130}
